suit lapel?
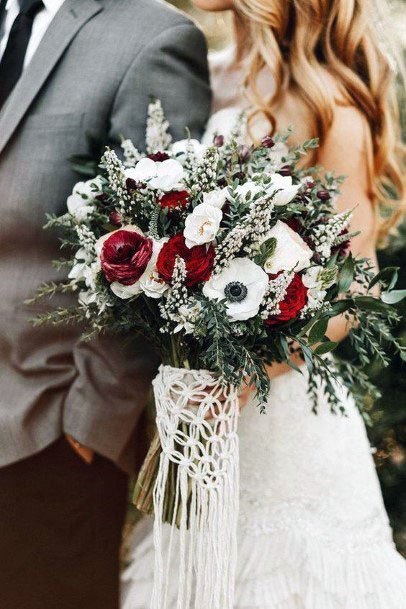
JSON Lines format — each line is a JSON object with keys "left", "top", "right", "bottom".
{"left": 0, "top": 0, "right": 103, "bottom": 156}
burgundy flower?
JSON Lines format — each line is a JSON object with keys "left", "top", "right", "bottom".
{"left": 156, "top": 233, "right": 215, "bottom": 287}
{"left": 100, "top": 229, "right": 153, "bottom": 285}
{"left": 159, "top": 190, "right": 190, "bottom": 210}
{"left": 261, "top": 136, "right": 275, "bottom": 149}
{"left": 109, "top": 211, "right": 122, "bottom": 227}
{"left": 317, "top": 189, "right": 331, "bottom": 201}
{"left": 147, "top": 152, "right": 170, "bottom": 162}
{"left": 266, "top": 273, "right": 308, "bottom": 326}
{"left": 279, "top": 165, "right": 292, "bottom": 177}
{"left": 332, "top": 228, "right": 351, "bottom": 257}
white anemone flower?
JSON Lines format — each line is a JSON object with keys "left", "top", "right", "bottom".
{"left": 268, "top": 173, "right": 301, "bottom": 206}
{"left": 172, "top": 139, "right": 207, "bottom": 164}
{"left": 262, "top": 220, "right": 313, "bottom": 274}
{"left": 66, "top": 177, "right": 103, "bottom": 221}
{"left": 125, "top": 158, "right": 156, "bottom": 183}
{"left": 149, "top": 159, "right": 185, "bottom": 191}
{"left": 203, "top": 258, "right": 269, "bottom": 322}
{"left": 183, "top": 202, "right": 222, "bottom": 249}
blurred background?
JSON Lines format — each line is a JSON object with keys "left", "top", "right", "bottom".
{"left": 167, "top": 0, "right": 406, "bottom": 555}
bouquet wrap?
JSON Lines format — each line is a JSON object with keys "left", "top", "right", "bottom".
{"left": 151, "top": 365, "right": 239, "bottom": 609}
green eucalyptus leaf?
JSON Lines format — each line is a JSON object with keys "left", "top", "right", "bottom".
{"left": 354, "top": 296, "right": 391, "bottom": 313}
{"left": 338, "top": 254, "right": 355, "bottom": 293}
{"left": 368, "top": 266, "right": 399, "bottom": 291}
{"left": 313, "top": 341, "right": 338, "bottom": 355}
{"left": 308, "top": 317, "right": 329, "bottom": 345}
{"left": 381, "top": 289, "right": 406, "bottom": 305}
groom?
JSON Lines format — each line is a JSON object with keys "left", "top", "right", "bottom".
{"left": 0, "top": 0, "right": 210, "bottom": 607}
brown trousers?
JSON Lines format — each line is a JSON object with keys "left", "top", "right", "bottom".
{"left": 0, "top": 437, "right": 128, "bottom": 609}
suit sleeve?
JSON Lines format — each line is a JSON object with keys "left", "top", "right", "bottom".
{"left": 63, "top": 21, "right": 211, "bottom": 471}
{"left": 108, "top": 21, "right": 212, "bottom": 148}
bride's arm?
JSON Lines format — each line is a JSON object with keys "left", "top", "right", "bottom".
{"left": 262, "top": 104, "right": 379, "bottom": 384}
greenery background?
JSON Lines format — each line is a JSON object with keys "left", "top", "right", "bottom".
{"left": 165, "top": 0, "right": 406, "bottom": 555}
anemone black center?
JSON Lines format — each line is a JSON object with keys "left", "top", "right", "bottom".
{"left": 224, "top": 281, "right": 248, "bottom": 303}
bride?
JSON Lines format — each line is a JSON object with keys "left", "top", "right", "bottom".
{"left": 122, "top": 0, "right": 406, "bottom": 607}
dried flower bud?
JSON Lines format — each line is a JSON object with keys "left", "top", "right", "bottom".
{"left": 213, "top": 134, "right": 224, "bottom": 147}
{"left": 239, "top": 144, "right": 251, "bottom": 162}
{"left": 317, "top": 189, "right": 331, "bottom": 201}
{"left": 279, "top": 165, "right": 292, "bottom": 177}
{"left": 261, "top": 136, "right": 275, "bottom": 149}
{"left": 232, "top": 171, "right": 245, "bottom": 183}
{"left": 109, "top": 211, "right": 122, "bottom": 227}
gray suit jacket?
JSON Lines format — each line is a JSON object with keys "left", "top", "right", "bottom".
{"left": 0, "top": 0, "right": 211, "bottom": 471}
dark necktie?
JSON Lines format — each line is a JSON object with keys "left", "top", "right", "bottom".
{"left": 0, "top": 0, "right": 44, "bottom": 110}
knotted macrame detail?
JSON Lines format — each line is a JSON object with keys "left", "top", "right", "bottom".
{"left": 151, "top": 364, "right": 240, "bottom": 609}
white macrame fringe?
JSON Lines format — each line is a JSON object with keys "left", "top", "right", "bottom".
{"left": 151, "top": 365, "right": 240, "bottom": 609}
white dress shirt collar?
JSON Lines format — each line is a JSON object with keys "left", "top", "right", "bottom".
{"left": 5, "top": 0, "right": 65, "bottom": 16}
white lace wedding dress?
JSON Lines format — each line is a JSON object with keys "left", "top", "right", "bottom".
{"left": 121, "top": 49, "right": 406, "bottom": 609}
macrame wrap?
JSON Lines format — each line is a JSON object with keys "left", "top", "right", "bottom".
{"left": 151, "top": 364, "right": 240, "bottom": 609}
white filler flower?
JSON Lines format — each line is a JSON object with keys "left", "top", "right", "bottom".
{"left": 203, "top": 257, "right": 269, "bottom": 321}
{"left": 268, "top": 174, "right": 301, "bottom": 206}
{"left": 184, "top": 202, "right": 223, "bottom": 248}
{"left": 263, "top": 220, "right": 313, "bottom": 274}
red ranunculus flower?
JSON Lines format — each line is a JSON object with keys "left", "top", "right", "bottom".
{"left": 156, "top": 233, "right": 215, "bottom": 287}
{"left": 147, "top": 152, "right": 170, "bottom": 162}
{"left": 100, "top": 229, "right": 153, "bottom": 285}
{"left": 159, "top": 190, "right": 190, "bottom": 210}
{"left": 266, "top": 272, "right": 308, "bottom": 326}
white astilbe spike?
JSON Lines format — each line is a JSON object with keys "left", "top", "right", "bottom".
{"left": 146, "top": 99, "right": 172, "bottom": 154}
{"left": 261, "top": 271, "right": 294, "bottom": 319}
{"left": 121, "top": 138, "right": 142, "bottom": 166}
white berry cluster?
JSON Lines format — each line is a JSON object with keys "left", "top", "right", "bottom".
{"left": 311, "top": 211, "right": 351, "bottom": 261}
{"left": 260, "top": 271, "right": 293, "bottom": 319}
{"left": 121, "top": 138, "right": 141, "bottom": 167}
{"left": 145, "top": 99, "right": 172, "bottom": 154}
{"left": 214, "top": 195, "right": 274, "bottom": 269}
{"left": 159, "top": 257, "right": 189, "bottom": 332}
{"left": 190, "top": 147, "right": 220, "bottom": 194}
{"left": 101, "top": 148, "right": 129, "bottom": 214}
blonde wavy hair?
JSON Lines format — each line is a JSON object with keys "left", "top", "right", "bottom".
{"left": 233, "top": 0, "right": 405, "bottom": 242}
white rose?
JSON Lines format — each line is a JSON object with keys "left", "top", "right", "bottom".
{"left": 263, "top": 220, "right": 313, "bottom": 274}
{"left": 268, "top": 174, "right": 301, "bottom": 206}
{"left": 203, "top": 188, "right": 228, "bottom": 209}
{"left": 139, "top": 238, "right": 169, "bottom": 299}
{"left": 149, "top": 159, "right": 185, "bottom": 192}
{"left": 172, "top": 139, "right": 207, "bottom": 164}
{"left": 125, "top": 158, "right": 157, "bottom": 183}
{"left": 183, "top": 202, "right": 223, "bottom": 249}
{"left": 110, "top": 281, "right": 142, "bottom": 299}
{"left": 203, "top": 258, "right": 269, "bottom": 322}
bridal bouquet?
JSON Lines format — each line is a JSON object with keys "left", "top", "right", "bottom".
{"left": 31, "top": 100, "right": 405, "bottom": 609}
